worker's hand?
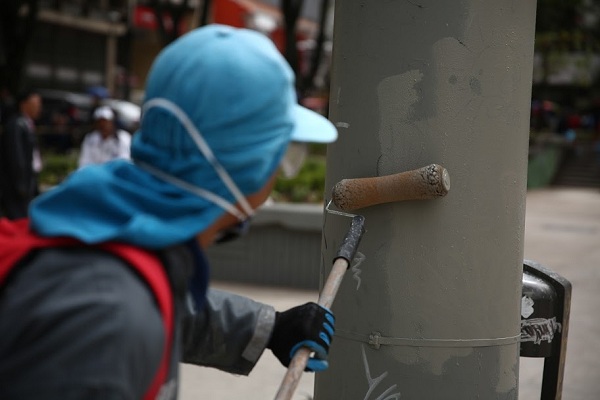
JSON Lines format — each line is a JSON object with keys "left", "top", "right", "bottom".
{"left": 267, "top": 302, "right": 335, "bottom": 372}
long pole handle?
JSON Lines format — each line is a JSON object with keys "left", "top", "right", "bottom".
{"left": 274, "top": 216, "right": 365, "bottom": 400}
{"left": 332, "top": 164, "right": 450, "bottom": 211}
{"left": 273, "top": 258, "right": 348, "bottom": 400}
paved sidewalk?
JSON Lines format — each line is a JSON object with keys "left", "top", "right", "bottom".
{"left": 180, "top": 188, "right": 600, "bottom": 399}
{"left": 519, "top": 188, "right": 600, "bottom": 400}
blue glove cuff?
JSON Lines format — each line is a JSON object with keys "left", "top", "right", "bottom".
{"left": 289, "top": 340, "right": 329, "bottom": 372}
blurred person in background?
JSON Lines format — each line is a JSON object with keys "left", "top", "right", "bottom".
{"left": 0, "top": 89, "right": 42, "bottom": 219}
{"left": 78, "top": 105, "right": 131, "bottom": 168}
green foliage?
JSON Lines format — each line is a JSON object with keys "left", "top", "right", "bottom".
{"left": 272, "top": 155, "right": 327, "bottom": 203}
{"left": 307, "top": 143, "right": 328, "bottom": 156}
{"left": 535, "top": 0, "right": 599, "bottom": 53}
{"left": 37, "top": 151, "right": 329, "bottom": 203}
{"left": 38, "top": 151, "right": 78, "bottom": 187}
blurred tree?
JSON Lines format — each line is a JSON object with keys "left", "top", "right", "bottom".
{"left": 281, "top": 0, "right": 332, "bottom": 99}
{"left": 147, "top": 0, "right": 331, "bottom": 101}
{"left": 535, "top": 0, "right": 600, "bottom": 97}
{"left": 0, "top": 0, "right": 39, "bottom": 96}
{"left": 580, "top": 0, "right": 600, "bottom": 94}
{"left": 199, "top": 0, "right": 212, "bottom": 27}
{"left": 281, "top": 0, "right": 303, "bottom": 82}
{"left": 304, "top": 0, "right": 330, "bottom": 94}
{"left": 147, "top": 0, "right": 213, "bottom": 45}
{"left": 536, "top": 0, "right": 582, "bottom": 33}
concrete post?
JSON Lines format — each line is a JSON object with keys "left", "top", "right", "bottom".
{"left": 316, "top": 1, "right": 537, "bottom": 399}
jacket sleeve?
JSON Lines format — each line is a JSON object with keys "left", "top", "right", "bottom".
{"left": 181, "top": 288, "right": 276, "bottom": 375}
{"left": 3, "top": 118, "right": 31, "bottom": 197}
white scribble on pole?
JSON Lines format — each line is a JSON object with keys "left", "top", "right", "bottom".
{"left": 520, "top": 317, "right": 561, "bottom": 345}
{"left": 521, "top": 296, "right": 534, "bottom": 318}
{"left": 352, "top": 252, "right": 366, "bottom": 290}
{"left": 361, "top": 345, "right": 401, "bottom": 400}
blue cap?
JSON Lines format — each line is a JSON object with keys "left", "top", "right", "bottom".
{"left": 132, "top": 24, "right": 337, "bottom": 198}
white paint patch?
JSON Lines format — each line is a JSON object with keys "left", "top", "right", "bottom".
{"left": 377, "top": 70, "right": 423, "bottom": 173}
{"left": 336, "top": 122, "right": 350, "bottom": 128}
{"left": 521, "top": 296, "right": 534, "bottom": 318}
{"left": 494, "top": 345, "right": 519, "bottom": 394}
{"left": 420, "top": 347, "right": 473, "bottom": 376}
{"left": 377, "top": 71, "right": 423, "bottom": 124}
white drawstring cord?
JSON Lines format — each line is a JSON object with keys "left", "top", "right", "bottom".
{"left": 141, "top": 98, "right": 255, "bottom": 220}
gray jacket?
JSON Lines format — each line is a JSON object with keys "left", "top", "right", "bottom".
{"left": 185, "top": 288, "right": 276, "bottom": 375}
{"left": 0, "top": 244, "right": 275, "bottom": 399}
{"left": 161, "top": 242, "right": 276, "bottom": 376}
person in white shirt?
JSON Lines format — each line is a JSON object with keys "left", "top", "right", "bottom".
{"left": 78, "top": 106, "right": 131, "bottom": 168}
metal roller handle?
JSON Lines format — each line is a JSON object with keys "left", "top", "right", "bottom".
{"left": 274, "top": 216, "right": 365, "bottom": 400}
{"left": 332, "top": 164, "right": 451, "bottom": 211}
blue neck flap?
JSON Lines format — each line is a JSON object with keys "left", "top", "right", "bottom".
{"left": 29, "top": 160, "right": 226, "bottom": 249}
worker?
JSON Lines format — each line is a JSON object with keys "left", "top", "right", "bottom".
{"left": 0, "top": 24, "right": 337, "bottom": 399}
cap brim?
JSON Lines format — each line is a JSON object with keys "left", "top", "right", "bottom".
{"left": 291, "top": 105, "right": 338, "bottom": 143}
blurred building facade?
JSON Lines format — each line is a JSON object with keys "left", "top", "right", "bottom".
{"left": 24, "top": 0, "right": 327, "bottom": 103}
{"left": 20, "top": 0, "right": 600, "bottom": 109}
{"left": 27, "top": 0, "right": 130, "bottom": 97}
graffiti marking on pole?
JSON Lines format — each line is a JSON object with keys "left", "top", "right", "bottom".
{"left": 351, "top": 252, "right": 366, "bottom": 290}
{"left": 520, "top": 317, "right": 561, "bottom": 345}
{"left": 361, "top": 345, "right": 401, "bottom": 400}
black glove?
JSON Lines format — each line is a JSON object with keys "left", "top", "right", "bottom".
{"left": 267, "top": 302, "right": 335, "bottom": 372}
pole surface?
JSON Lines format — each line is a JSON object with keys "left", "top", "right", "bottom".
{"left": 317, "top": 1, "right": 537, "bottom": 399}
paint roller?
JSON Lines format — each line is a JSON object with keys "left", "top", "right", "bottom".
{"left": 274, "top": 164, "right": 450, "bottom": 400}
{"left": 332, "top": 163, "right": 451, "bottom": 211}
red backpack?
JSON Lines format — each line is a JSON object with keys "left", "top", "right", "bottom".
{"left": 0, "top": 218, "right": 173, "bottom": 400}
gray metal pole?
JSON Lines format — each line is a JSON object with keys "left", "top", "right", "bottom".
{"left": 316, "top": 1, "right": 537, "bottom": 399}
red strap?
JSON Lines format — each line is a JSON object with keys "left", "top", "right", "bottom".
{"left": 0, "top": 218, "right": 173, "bottom": 400}
{"left": 0, "top": 218, "right": 76, "bottom": 284}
